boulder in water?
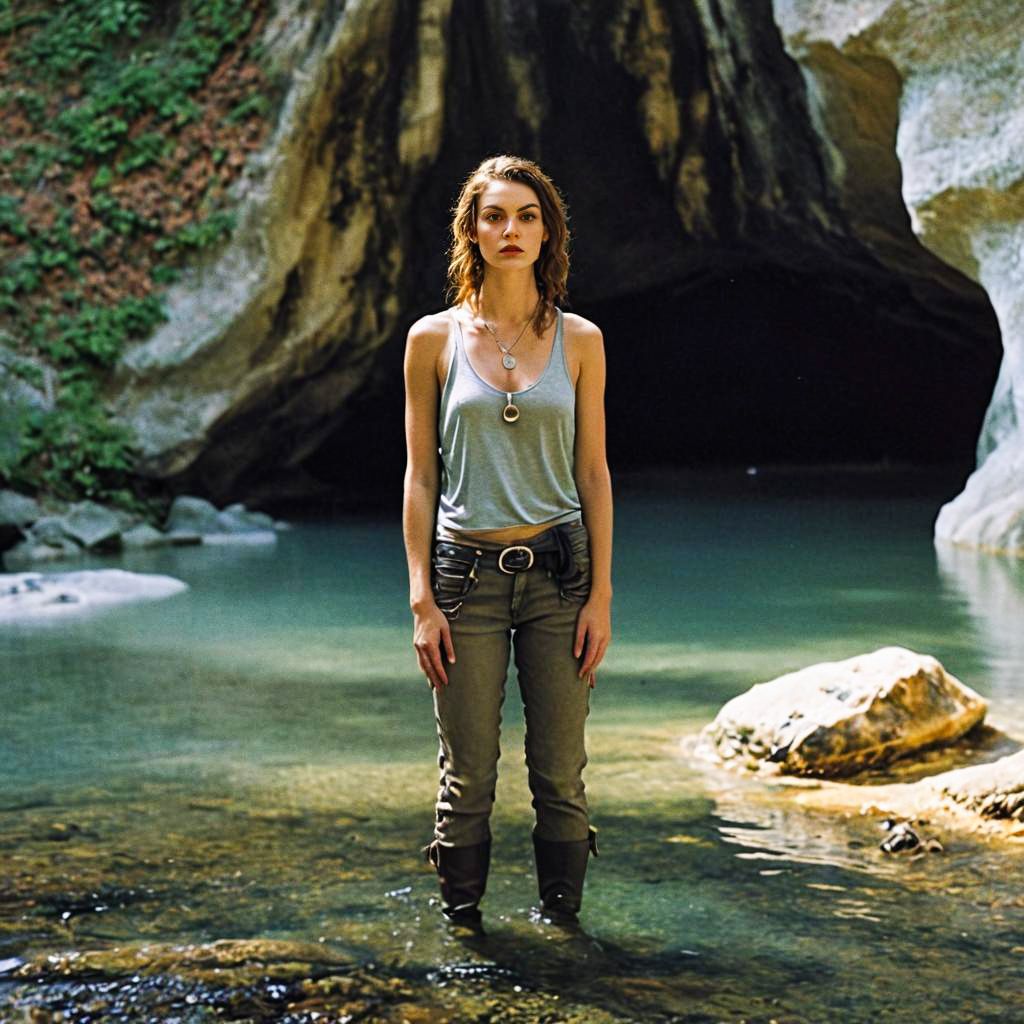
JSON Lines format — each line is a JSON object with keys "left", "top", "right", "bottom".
{"left": 699, "top": 647, "right": 987, "bottom": 776}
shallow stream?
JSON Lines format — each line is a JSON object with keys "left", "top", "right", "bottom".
{"left": 2, "top": 470, "right": 1023, "bottom": 1023}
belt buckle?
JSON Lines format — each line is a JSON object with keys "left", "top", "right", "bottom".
{"left": 497, "top": 545, "right": 535, "bottom": 574}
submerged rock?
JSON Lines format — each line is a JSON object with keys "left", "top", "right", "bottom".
{"left": 0, "top": 569, "right": 187, "bottom": 619}
{"left": 699, "top": 647, "right": 987, "bottom": 776}
{"left": 878, "top": 819, "right": 944, "bottom": 855}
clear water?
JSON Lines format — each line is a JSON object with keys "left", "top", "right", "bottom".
{"left": 2, "top": 470, "right": 1023, "bottom": 1022}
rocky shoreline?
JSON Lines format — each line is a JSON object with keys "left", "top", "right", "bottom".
{"left": 695, "top": 647, "right": 1024, "bottom": 848}
{"left": 0, "top": 491, "right": 287, "bottom": 571}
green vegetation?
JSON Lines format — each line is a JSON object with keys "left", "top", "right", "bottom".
{"left": 0, "top": 0, "right": 273, "bottom": 507}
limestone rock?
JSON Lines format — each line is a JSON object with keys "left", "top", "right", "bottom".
{"left": 60, "top": 501, "right": 123, "bottom": 550}
{"left": 755, "top": 746, "right": 1024, "bottom": 843}
{"left": 0, "top": 489, "right": 41, "bottom": 553}
{"left": 109, "top": 0, "right": 437, "bottom": 496}
{"left": 29, "top": 516, "right": 69, "bottom": 547}
{"left": 700, "top": 646, "right": 987, "bottom": 776}
{"left": 164, "top": 495, "right": 222, "bottom": 534}
{"left": 88, "top": 0, "right": 995, "bottom": 505}
{"left": 0, "top": 490, "right": 40, "bottom": 528}
{"left": 0, "top": 569, "right": 187, "bottom": 620}
{"left": 930, "top": 749, "right": 1024, "bottom": 822}
{"left": 121, "top": 523, "right": 171, "bottom": 549}
{"left": 224, "top": 502, "right": 276, "bottom": 530}
{"left": 773, "top": 0, "right": 1024, "bottom": 555}
{"left": 934, "top": 443, "right": 1024, "bottom": 555}
{"left": 2, "top": 538, "right": 82, "bottom": 570}
{"left": 165, "top": 495, "right": 277, "bottom": 543}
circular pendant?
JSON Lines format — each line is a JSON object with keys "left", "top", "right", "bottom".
{"left": 502, "top": 401, "right": 520, "bottom": 423}
{"left": 502, "top": 354, "right": 517, "bottom": 370}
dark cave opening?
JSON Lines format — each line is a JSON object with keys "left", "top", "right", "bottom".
{"left": 295, "top": 261, "right": 1000, "bottom": 515}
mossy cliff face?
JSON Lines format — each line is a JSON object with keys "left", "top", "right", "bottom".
{"left": 774, "top": 0, "right": 1024, "bottom": 554}
{"left": 106, "top": 0, "right": 451, "bottom": 500}
{"left": 62, "top": 0, "right": 1000, "bottom": 508}
{"left": 0, "top": 1, "right": 274, "bottom": 508}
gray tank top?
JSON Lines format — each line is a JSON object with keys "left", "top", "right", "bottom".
{"left": 436, "top": 307, "right": 582, "bottom": 532}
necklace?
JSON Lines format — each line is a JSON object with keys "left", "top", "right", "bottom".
{"left": 479, "top": 300, "right": 538, "bottom": 370}
{"left": 502, "top": 391, "right": 520, "bottom": 423}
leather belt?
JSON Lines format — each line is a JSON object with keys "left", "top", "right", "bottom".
{"left": 436, "top": 526, "right": 572, "bottom": 576}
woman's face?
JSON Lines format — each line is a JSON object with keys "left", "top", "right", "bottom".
{"left": 472, "top": 179, "right": 549, "bottom": 271}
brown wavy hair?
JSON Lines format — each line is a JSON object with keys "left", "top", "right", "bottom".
{"left": 446, "top": 155, "right": 569, "bottom": 335}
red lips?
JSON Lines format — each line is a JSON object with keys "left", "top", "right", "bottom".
{"left": 499, "top": 245, "right": 523, "bottom": 253}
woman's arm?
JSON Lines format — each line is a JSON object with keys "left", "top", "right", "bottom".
{"left": 402, "top": 316, "right": 455, "bottom": 688}
{"left": 571, "top": 317, "right": 613, "bottom": 687}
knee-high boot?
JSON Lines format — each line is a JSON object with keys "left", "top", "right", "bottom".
{"left": 532, "top": 826, "right": 598, "bottom": 924}
{"left": 425, "top": 838, "right": 491, "bottom": 927}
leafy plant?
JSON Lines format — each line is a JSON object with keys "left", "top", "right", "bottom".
{"left": 0, "top": 195, "right": 28, "bottom": 239}
{"left": 115, "top": 131, "right": 166, "bottom": 175}
{"left": 155, "top": 210, "right": 236, "bottom": 255}
{"left": 0, "top": 0, "right": 274, "bottom": 506}
{"left": 7, "top": 381, "right": 139, "bottom": 502}
{"left": 42, "top": 295, "right": 166, "bottom": 369}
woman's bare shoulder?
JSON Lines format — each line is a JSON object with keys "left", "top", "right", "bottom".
{"left": 562, "top": 311, "right": 604, "bottom": 346}
{"left": 406, "top": 309, "right": 452, "bottom": 350}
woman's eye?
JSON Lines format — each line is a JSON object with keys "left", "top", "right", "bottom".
{"left": 521, "top": 213, "right": 536, "bottom": 221}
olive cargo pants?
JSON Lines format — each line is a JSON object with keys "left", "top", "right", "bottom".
{"left": 431, "top": 520, "right": 592, "bottom": 847}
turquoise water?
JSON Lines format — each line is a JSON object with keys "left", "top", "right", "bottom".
{"left": 2, "top": 470, "right": 1023, "bottom": 1022}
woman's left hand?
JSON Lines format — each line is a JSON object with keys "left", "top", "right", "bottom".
{"left": 574, "top": 594, "right": 611, "bottom": 688}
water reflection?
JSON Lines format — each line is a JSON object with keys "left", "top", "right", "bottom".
{"left": 936, "top": 541, "right": 1024, "bottom": 705}
{"left": 3, "top": 480, "right": 1024, "bottom": 1022}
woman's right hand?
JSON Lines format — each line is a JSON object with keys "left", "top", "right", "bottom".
{"left": 413, "top": 601, "right": 456, "bottom": 689}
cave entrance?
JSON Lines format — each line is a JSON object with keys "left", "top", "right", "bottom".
{"left": 294, "top": 259, "right": 999, "bottom": 515}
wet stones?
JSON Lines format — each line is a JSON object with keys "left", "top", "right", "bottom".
{"left": 1, "top": 493, "right": 286, "bottom": 569}
{"left": 0, "top": 492, "right": 39, "bottom": 527}
{"left": 698, "top": 655, "right": 1024, "bottom": 844}
{"left": 699, "top": 647, "right": 987, "bottom": 777}
{"left": 928, "top": 749, "right": 1024, "bottom": 822}
{"left": 59, "top": 500, "right": 123, "bottom": 550}
{"left": 879, "top": 819, "right": 944, "bottom": 855}
{"left": 164, "top": 495, "right": 279, "bottom": 545}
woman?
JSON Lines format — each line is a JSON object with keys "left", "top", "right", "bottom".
{"left": 402, "top": 154, "right": 613, "bottom": 929}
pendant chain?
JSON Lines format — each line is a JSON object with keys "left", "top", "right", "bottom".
{"left": 479, "top": 300, "right": 539, "bottom": 371}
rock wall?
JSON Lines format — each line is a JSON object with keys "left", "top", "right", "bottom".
{"left": 106, "top": 0, "right": 1000, "bottom": 505}
{"left": 773, "top": 0, "right": 1024, "bottom": 555}
{"left": 109, "top": 0, "right": 452, "bottom": 500}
